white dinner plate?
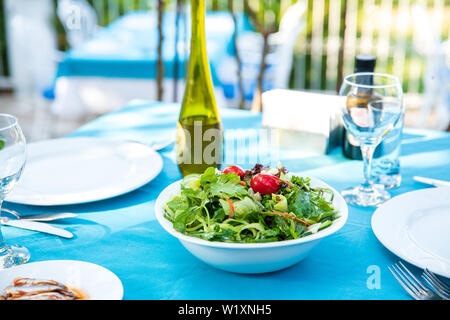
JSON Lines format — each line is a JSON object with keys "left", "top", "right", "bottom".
{"left": 372, "top": 187, "right": 450, "bottom": 278}
{"left": 0, "top": 260, "right": 123, "bottom": 300}
{"left": 6, "top": 137, "right": 163, "bottom": 206}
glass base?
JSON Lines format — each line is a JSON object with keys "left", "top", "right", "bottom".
{"left": 0, "top": 244, "right": 30, "bottom": 269}
{"left": 341, "top": 184, "right": 391, "bottom": 207}
{"left": 373, "top": 173, "right": 401, "bottom": 189}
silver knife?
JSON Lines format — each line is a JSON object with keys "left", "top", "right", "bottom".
{"left": 0, "top": 217, "right": 74, "bottom": 239}
{"left": 22, "top": 212, "right": 78, "bottom": 222}
{"left": 413, "top": 176, "right": 450, "bottom": 188}
{"left": 1, "top": 208, "right": 77, "bottom": 222}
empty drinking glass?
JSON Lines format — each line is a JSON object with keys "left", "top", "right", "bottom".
{"left": 0, "top": 114, "right": 30, "bottom": 268}
{"left": 339, "top": 73, "right": 404, "bottom": 207}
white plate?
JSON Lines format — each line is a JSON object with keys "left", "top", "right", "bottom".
{"left": 0, "top": 260, "right": 123, "bottom": 300}
{"left": 372, "top": 187, "right": 450, "bottom": 278}
{"left": 155, "top": 174, "right": 348, "bottom": 273}
{"left": 6, "top": 137, "right": 163, "bottom": 206}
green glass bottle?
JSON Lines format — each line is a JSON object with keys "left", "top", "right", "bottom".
{"left": 176, "top": 0, "right": 223, "bottom": 176}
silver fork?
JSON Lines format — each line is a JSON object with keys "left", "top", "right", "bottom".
{"left": 388, "top": 261, "right": 441, "bottom": 300}
{"left": 1, "top": 208, "right": 77, "bottom": 222}
{"left": 422, "top": 269, "right": 450, "bottom": 300}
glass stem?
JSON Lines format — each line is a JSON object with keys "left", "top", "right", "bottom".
{"left": 360, "top": 144, "right": 377, "bottom": 190}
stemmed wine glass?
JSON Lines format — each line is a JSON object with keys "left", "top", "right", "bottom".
{"left": 339, "top": 73, "right": 404, "bottom": 207}
{"left": 0, "top": 114, "right": 30, "bottom": 268}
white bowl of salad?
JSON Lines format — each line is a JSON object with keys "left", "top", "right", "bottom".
{"left": 155, "top": 164, "right": 348, "bottom": 274}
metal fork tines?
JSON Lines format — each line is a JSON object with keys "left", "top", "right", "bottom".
{"left": 422, "top": 269, "right": 450, "bottom": 300}
{"left": 388, "top": 261, "right": 441, "bottom": 300}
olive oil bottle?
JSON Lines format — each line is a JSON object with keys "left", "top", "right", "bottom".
{"left": 176, "top": 0, "right": 223, "bottom": 176}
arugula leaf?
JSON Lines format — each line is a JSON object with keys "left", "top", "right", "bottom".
{"left": 199, "top": 167, "right": 217, "bottom": 187}
{"left": 173, "top": 207, "right": 202, "bottom": 232}
{"left": 288, "top": 188, "right": 316, "bottom": 219}
{"left": 163, "top": 196, "right": 190, "bottom": 221}
{"left": 212, "top": 207, "right": 226, "bottom": 221}
{"left": 211, "top": 228, "right": 237, "bottom": 242}
{"left": 181, "top": 185, "right": 206, "bottom": 206}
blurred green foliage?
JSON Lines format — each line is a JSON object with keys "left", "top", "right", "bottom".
{"left": 1, "top": 0, "right": 449, "bottom": 95}
{"left": 0, "top": 0, "right": 8, "bottom": 76}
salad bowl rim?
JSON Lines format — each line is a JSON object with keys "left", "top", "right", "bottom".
{"left": 155, "top": 174, "right": 348, "bottom": 249}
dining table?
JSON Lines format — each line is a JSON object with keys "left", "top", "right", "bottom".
{"left": 51, "top": 10, "right": 253, "bottom": 118}
{"left": 3, "top": 100, "right": 450, "bottom": 300}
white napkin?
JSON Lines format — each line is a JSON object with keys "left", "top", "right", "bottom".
{"left": 262, "top": 89, "right": 344, "bottom": 154}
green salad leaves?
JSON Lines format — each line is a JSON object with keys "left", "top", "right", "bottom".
{"left": 163, "top": 164, "right": 339, "bottom": 243}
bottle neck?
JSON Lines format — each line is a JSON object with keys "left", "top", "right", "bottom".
{"left": 355, "top": 71, "right": 374, "bottom": 96}
{"left": 190, "top": 0, "right": 207, "bottom": 64}
{"left": 191, "top": 0, "right": 205, "bottom": 42}
{"left": 180, "top": 0, "right": 219, "bottom": 120}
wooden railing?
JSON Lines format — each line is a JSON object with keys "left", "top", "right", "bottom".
{"left": 1, "top": 0, "right": 449, "bottom": 96}
{"left": 294, "top": 0, "right": 450, "bottom": 95}
{"left": 84, "top": 0, "right": 450, "bottom": 95}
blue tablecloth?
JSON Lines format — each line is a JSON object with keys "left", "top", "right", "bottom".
{"left": 56, "top": 11, "right": 253, "bottom": 86}
{"left": 4, "top": 101, "right": 450, "bottom": 300}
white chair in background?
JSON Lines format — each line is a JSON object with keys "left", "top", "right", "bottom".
{"left": 268, "top": 1, "right": 307, "bottom": 89}
{"left": 4, "top": 0, "right": 58, "bottom": 98}
{"left": 57, "top": 0, "right": 100, "bottom": 48}
{"left": 411, "top": 4, "right": 450, "bottom": 131}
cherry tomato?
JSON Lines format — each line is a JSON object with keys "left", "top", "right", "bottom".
{"left": 250, "top": 173, "right": 280, "bottom": 194}
{"left": 222, "top": 165, "right": 245, "bottom": 178}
